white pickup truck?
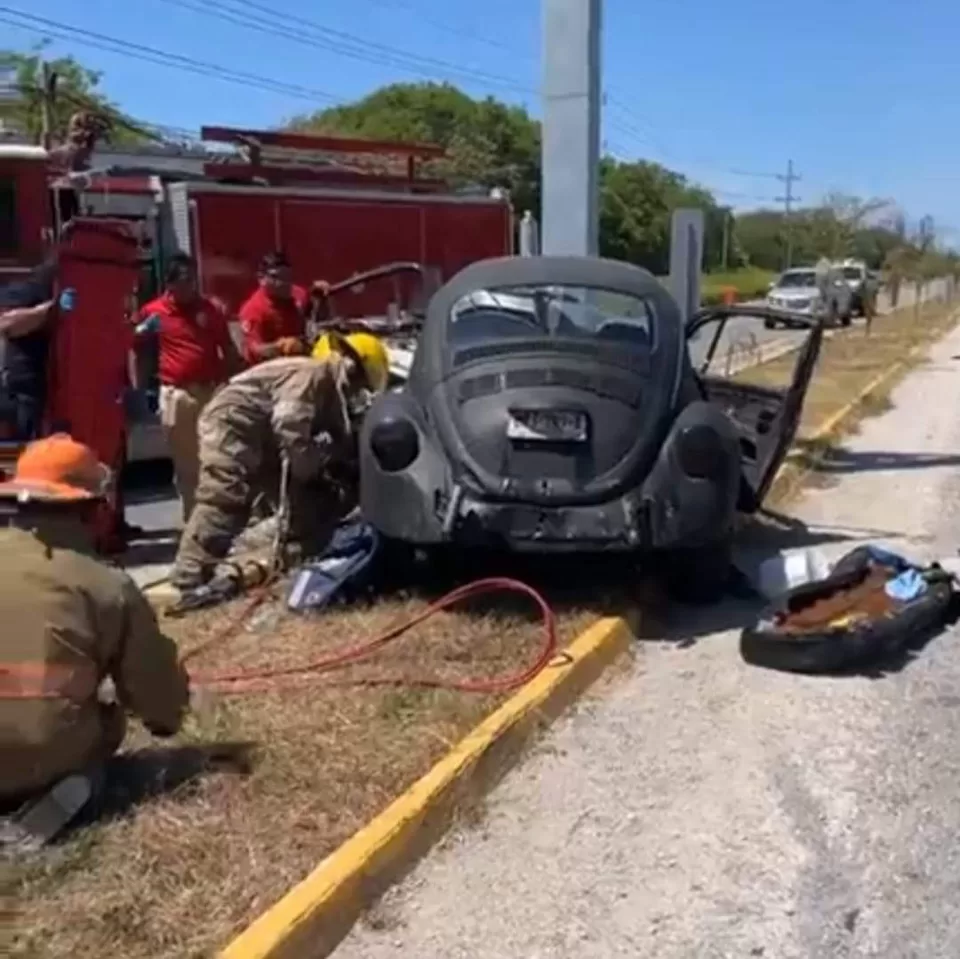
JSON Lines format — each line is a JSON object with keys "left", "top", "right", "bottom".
{"left": 764, "top": 265, "right": 854, "bottom": 329}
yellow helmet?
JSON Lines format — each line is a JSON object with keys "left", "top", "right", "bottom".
{"left": 312, "top": 331, "right": 389, "bottom": 393}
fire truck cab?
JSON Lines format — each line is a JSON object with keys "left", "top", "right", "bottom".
{"left": 0, "top": 143, "right": 53, "bottom": 281}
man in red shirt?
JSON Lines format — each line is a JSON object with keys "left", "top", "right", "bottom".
{"left": 134, "top": 255, "right": 241, "bottom": 523}
{"left": 238, "top": 252, "right": 329, "bottom": 365}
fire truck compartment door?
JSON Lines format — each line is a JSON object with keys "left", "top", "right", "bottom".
{"left": 47, "top": 218, "right": 141, "bottom": 500}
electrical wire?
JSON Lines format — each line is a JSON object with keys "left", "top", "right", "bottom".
{"left": 605, "top": 95, "right": 781, "bottom": 183}
{"left": 155, "top": 0, "right": 536, "bottom": 95}
{"left": 2, "top": 3, "right": 786, "bottom": 194}
{"left": 356, "top": 0, "right": 534, "bottom": 59}
{"left": 15, "top": 80, "right": 175, "bottom": 145}
{"left": 181, "top": 577, "right": 559, "bottom": 696}
{"left": 152, "top": 0, "right": 786, "bottom": 191}
{"left": 0, "top": 8, "right": 341, "bottom": 105}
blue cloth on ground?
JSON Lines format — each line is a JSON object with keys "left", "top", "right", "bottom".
{"left": 884, "top": 568, "right": 928, "bottom": 602}
{"left": 286, "top": 519, "right": 380, "bottom": 612}
{"left": 864, "top": 545, "right": 911, "bottom": 571}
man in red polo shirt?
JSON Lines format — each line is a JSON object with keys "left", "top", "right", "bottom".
{"left": 134, "top": 255, "right": 241, "bottom": 523}
{"left": 238, "top": 252, "right": 329, "bottom": 365}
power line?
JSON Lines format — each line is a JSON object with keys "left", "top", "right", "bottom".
{"left": 159, "top": 0, "right": 535, "bottom": 95}
{"left": 337, "top": 0, "right": 534, "bottom": 60}
{"left": 0, "top": 8, "right": 341, "bottom": 105}
{"left": 17, "top": 79, "right": 202, "bottom": 145}
{"left": 604, "top": 94, "right": 782, "bottom": 185}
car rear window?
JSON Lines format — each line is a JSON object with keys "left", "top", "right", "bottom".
{"left": 448, "top": 284, "right": 657, "bottom": 350}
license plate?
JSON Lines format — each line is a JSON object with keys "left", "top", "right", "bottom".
{"left": 506, "top": 409, "right": 588, "bottom": 443}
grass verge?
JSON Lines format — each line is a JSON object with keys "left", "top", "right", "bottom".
{"left": 701, "top": 267, "right": 775, "bottom": 304}
{"left": 8, "top": 580, "right": 626, "bottom": 959}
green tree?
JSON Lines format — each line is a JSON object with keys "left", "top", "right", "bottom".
{"left": 0, "top": 46, "right": 148, "bottom": 145}
{"left": 736, "top": 197, "right": 901, "bottom": 272}
{"left": 598, "top": 158, "right": 726, "bottom": 273}
{"left": 289, "top": 81, "right": 542, "bottom": 216}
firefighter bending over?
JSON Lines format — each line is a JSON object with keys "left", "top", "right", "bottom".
{"left": 0, "top": 436, "right": 189, "bottom": 845}
{"left": 170, "top": 332, "right": 389, "bottom": 591}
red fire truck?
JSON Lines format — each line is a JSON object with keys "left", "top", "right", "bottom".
{"left": 0, "top": 127, "right": 514, "bottom": 546}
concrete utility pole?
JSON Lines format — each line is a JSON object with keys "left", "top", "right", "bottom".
{"left": 668, "top": 209, "right": 704, "bottom": 325}
{"left": 541, "top": 0, "right": 602, "bottom": 256}
{"left": 775, "top": 158, "right": 801, "bottom": 269}
{"left": 518, "top": 210, "right": 540, "bottom": 256}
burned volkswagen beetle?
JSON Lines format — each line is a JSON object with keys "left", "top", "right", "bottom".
{"left": 359, "top": 256, "right": 822, "bottom": 600}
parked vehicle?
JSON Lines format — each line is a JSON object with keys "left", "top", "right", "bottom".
{"left": 765, "top": 266, "right": 853, "bottom": 328}
{"left": 836, "top": 259, "right": 870, "bottom": 315}
{"left": 359, "top": 256, "right": 825, "bottom": 602}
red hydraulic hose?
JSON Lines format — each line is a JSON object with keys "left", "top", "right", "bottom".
{"left": 183, "top": 577, "right": 558, "bottom": 697}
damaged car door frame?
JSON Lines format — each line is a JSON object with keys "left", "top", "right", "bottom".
{"left": 687, "top": 303, "right": 825, "bottom": 510}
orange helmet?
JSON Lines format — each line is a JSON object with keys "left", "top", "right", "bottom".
{"left": 0, "top": 434, "right": 112, "bottom": 503}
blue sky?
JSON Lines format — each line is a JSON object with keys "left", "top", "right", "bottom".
{"left": 5, "top": 0, "right": 958, "bottom": 238}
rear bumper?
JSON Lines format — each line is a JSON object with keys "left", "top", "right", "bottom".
{"left": 450, "top": 482, "right": 733, "bottom": 553}
{"left": 360, "top": 402, "right": 743, "bottom": 554}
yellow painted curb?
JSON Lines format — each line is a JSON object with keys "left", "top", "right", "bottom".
{"left": 218, "top": 615, "right": 633, "bottom": 959}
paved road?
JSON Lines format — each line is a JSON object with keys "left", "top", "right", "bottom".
{"left": 334, "top": 320, "right": 960, "bottom": 959}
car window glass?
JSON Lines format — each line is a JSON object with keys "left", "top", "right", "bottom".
{"left": 448, "top": 284, "right": 657, "bottom": 349}
{"left": 842, "top": 267, "right": 863, "bottom": 281}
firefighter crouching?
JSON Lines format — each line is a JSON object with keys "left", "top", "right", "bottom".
{"left": 0, "top": 436, "right": 189, "bottom": 844}
{"left": 170, "top": 331, "right": 389, "bottom": 591}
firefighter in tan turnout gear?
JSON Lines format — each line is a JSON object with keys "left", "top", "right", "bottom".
{"left": 0, "top": 436, "right": 189, "bottom": 846}
{"left": 170, "top": 332, "right": 390, "bottom": 591}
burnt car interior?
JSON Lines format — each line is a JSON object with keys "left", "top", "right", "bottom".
{"left": 448, "top": 285, "right": 655, "bottom": 350}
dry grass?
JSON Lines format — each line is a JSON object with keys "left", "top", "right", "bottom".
{"left": 733, "top": 299, "right": 960, "bottom": 504}
{"left": 8, "top": 581, "right": 618, "bottom": 959}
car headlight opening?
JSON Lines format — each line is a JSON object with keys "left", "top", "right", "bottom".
{"left": 676, "top": 423, "right": 728, "bottom": 479}
{"left": 370, "top": 416, "right": 420, "bottom": 472}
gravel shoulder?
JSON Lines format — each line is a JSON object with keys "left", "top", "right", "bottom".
{"left": 334, "top": 321, "right": 960, "bottom": 959}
